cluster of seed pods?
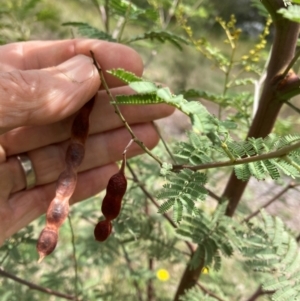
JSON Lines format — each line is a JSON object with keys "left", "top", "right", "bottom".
{"left": 36, "top": 95, "right": 96, "bottom": 263}
{"left": 94, "top": 152, "right": 127, "bottom": 242}
{"left": 36, "top": 54, "right": 130, "bottom": 261}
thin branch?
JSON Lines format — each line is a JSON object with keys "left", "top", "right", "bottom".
{"left": 153, "top": 122, "right": 178, "bottom": 164}
{"left": 115, "top": 1, "right": 132, "bottom": 42}
{"left": 145, "top": 195, "right": 155, "bottom": 301}
{"left": 90, "top": 51, "right": 164, "bottom": 167}
{"left": 127, "top": 162, "right": 195, "bottom": 255}
{"left": 285, "top": 100, "right": 300, "bottom": 114}
{"left": 112, "top": 17, "right": 124, "bottom": 40}
{"left": 196, "top": 282, "right": 226, "bottom": 301}
{"left": 120, "top": 244, "right": 144, "bottom": 301}
{"left": 0, "top": 267, "right": 78, "bottom": 300}
{"left": 147, "top": 258, "right": 155, "bottom": 301}
{"left": 243, "top": 181, "right": 299, "bottom": 222}
{"left": 245, "top": 285, "right": 274, "bottom": 301}
{"left": 68, "top": 215, "right": 79, "bottom": 301}
{"left": 164, "top": 0, "right": 181, "bottom": 29}
{"left": 0, "top": 249, "right": 9, "bottom": 265}
{"left": 173, "top": 140, "right": 300, "bottom": 172}
{"left": 281, "top": 48, "right": 300, "bottom": 80}
{"left": 206, "top": 188, "right": 222, "bottom": 203}
{"left": 91, "top": 0, "right": 109, "bottom": 32}
{"left": 192, "top": 0, "right": 204, "bottom": 10}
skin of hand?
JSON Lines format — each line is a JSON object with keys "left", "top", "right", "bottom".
{"left": 0, "top": 39, "right": 174, "bottom": 246}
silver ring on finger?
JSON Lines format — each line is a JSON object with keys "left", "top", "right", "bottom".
{"left": 16, "top": 154, "right": 37, "bottom": 190}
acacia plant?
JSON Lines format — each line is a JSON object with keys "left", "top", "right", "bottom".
{"left": 1, "top": 0, "right": 300, "bottom": 301}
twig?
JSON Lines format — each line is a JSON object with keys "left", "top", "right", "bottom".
{"left": 90, "top": 51, "right": 164, "bottom": 167}
{"left": 285, "top": 100, "right": 300, "bottom": 114}
{"left": 112, "top": 17, "right": 124, "bottom": 40}
{"left": 164, "top": 0, "right": 181, "bottom": 29}
{"left": 68, "top": 215, "right": 79, "bottom": 301}
{"left": 281, "top": 48, "right": 300, "bottom": 80}
{"left": 245, "top": 285, "right": 274, "bottom": 301}
{"left": 127, "top": 162, "right": 195, "bottom": 254}
{"left": 145, "top": 198, "right": 155, "bottom": 301}
{"left": 153, "top": 122, "right": 177, "bottom": 164}
{"left": 147, "top": 258, "right": 155, "bottom": 301}
{"left": 173, "top": 140, "right": 300, "bottom": 172}
{"left": 206, "top": 188, "right": 222, "bottom": 203}
{"left": 115, "top": 1, "right": 132, "bottom": 42}
{"left": 120, "top": 244, "right": 144, "bottom": 301}
{"left": 196, "top": 282, "right": 226, "bottom": 301}
{"left": 243, "top": 181, "right": 299, "bottom": 222}
{"left": 0, "top": 267, "right": 78, "bottom": 300}
{"left": 91, "top": 0, "right": 109, "bottom": 32}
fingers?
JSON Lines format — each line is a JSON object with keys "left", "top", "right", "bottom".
{"left": 0, "top": 55, "right": 100, "bottom": 134}
{"left": 0, "top": 39, "right": 144, "bottom": 135}
{"left": 2, "top": 120, "right": 158, "bottom": 241}
{"left": 0, "top": 86, "right": 175, "bottom": 156}
{"left": 6, "top": 122, "right": 159, "bottom": 193}
{"left": 0, "top": 39, "right": 143, "bottom": 87}
{"left": 3, "top": 163, "right": 119, "bottom": 242}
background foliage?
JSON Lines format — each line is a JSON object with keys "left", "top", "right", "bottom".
{"left": 1, "top": 0, "right": 300, "bottom": 301}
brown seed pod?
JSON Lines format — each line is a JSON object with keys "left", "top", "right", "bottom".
{"left": 36, "top": 228, "right": 58, "bottom": 263}
{"left": 36, "top": 95, "right": 96, "bottom": 262}
{"left": 94, "top": 220, "right": 112, "bottom": 242}
{"left": 101, "top": 155, "right": 127, "bottom": 221}
{"left": 94, "top": 152, "right": 128, "bottom": 242}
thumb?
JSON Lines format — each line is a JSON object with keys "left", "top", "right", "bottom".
{"left": 0, "top": 54, "right": 100, "bottom": 134}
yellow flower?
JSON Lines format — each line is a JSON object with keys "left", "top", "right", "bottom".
{"left": 156, "top": 269, "right": 170, "bottom": 282}
{"left": 202, "top": 267, "right": 209, "bottom": 274}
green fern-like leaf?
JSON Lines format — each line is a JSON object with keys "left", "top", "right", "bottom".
{"left": 183, "top": 89, "right": 230, "bottom": 105}
{"left": 173, "top": 199, "right": 183, "bottom": 223}
{"left": 62, "top": 22, "right": 115, "bottom": 41}
{"left": 115, "top": 93, "right": 162, "bottom": 105}
{"left": 278, "top": 5, "right": 300, "bottom": 23}
{"left": 179, "top": 287, "right": 221, "bottom": 301}
{"left": 128, "top": 30, "right": 189, "bottom": 50}
{"left": 107, "top": 68, "right": 143, "bottom": 84}
{"left": 234, "top": 163, "right": 251, "bottom": 181}
{"left": 177, "top": 203, "right": 235, "bottom": 269}
{"left": 157, "top": 169, "right": 207, "bottom": 222}
{"left": 107, "top": 72, "right": 222, "bottom": 133}
{"left": 251, "top": 0, "right": 269, "bottom": 17}
{"left": 109, "top": 0, "right": 151, "bottom": 20}
{"left": 242, "top": 210, "right": 300, "bottom": 300}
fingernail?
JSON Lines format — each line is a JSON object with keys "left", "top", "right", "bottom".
{"left": 57, "top": 55, "right": 95, "bottom": 83}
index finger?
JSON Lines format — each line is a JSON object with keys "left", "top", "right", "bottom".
{"left": 0, "top": 39, "right": 144, "bottom": 88}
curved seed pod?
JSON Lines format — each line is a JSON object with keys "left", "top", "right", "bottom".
{"left": 36, "top": 95, "right": 96, "bottom": 262}
{"left": 101, "top": 154, "right": 127, "bottom": 221}
{"left": 36, "top": 228, "right": 58, "bottom": 263}
{"left": 94, "top": 220, "right": 112, "bottom": 242}
{"left": 101, "top": 155, "right": 127, "bottom": 220}
{"left": 94, "top": 153, "right": 127, "bottom": 242}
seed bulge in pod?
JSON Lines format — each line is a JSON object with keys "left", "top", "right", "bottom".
{"left": 37, "top": 228, "right": 58, "bottom": 263}
{"left": 94, "top": 220, "right": 112, "bottom": 242}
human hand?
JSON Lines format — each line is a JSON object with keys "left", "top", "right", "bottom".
{"left": 0, "top": 39, "right": 174, "bottom": 246}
